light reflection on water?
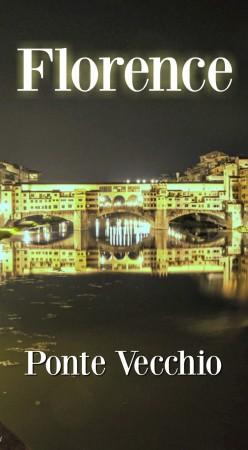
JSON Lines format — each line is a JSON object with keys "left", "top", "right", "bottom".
{"left": 96, "top": 217, "right": 151, "bottom": 245}
{"left": 0, "top": 216, "right": 246, "bottom": 302}
{"left": 22, "top": 221, "right": 72, "bottom": 245}
{"left": 0, "top": 216, "right": 248, "bottom": 450}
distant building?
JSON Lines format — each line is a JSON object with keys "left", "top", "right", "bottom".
{"left": 180, "top": 151, "right": 236, "bottom": 182}
{"left": 178, "top": 151, "right": 248, "bottom": 219}
{"left": 0, "top": 161, "right": 40, "bottom": 184}
{"left": 239, "top": 157, "right": 248, "bottom": 216}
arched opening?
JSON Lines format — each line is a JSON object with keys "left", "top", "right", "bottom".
{"left": 100, "top": 251, "right": 111, "bottom": 260}
{"left": 126, "top": 195, "right": 140, "bottom": 207}
{"left": 99, "top": 251, "right": 112, "bottom": 264}
{"left": 99, "top": 195, "right": 112, "bottom": 207}
{"left": 170, "top": 212, "right": 225, "bottom": 228}
{"left": 113, "top": 195, "right": 125, "bottom": 207}
{"left": 128, "top": 251, "right": 140, "bottom": 260}
{"left": 114, "top": 251, "right": 126, "bottom": 260}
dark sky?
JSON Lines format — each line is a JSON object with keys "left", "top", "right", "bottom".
{"left": 0, "top": 0, "right": 247, "bottom": 182}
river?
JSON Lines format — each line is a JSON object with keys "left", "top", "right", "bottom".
{"left": 0, "top": 217, "right": 247, "bottom": 450}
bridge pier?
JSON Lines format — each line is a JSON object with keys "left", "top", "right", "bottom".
{"left": 74, "top": 230, "right": 89, "bottom": 250}
{"left": 226, "top": 231, "right": 242, "bottom": 255}
{"left": 73, "top": 210, "right": 88, "bottom": 230}
{"left": 154, "top": 209, "right": 168, "bottom": 230}
{"left": 73, "top": 211, "right": 89, "bottom": 249}
{"left": 154, "top": 230, "right": 168, "bottom": 249}
{"left": 226, "top": 203, "right": 243, "bottom": 229}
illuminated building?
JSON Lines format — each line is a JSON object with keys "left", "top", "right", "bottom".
{"left": 180, "top": 151, "right": 235, "bottom": 182}
{"left": 0, "top": 161, "right": 40, "bottom": 184}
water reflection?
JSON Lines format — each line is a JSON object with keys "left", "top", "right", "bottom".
{"left": 96, "top": 217, "right": 151, "bottom": 245}
{"left": 0, "top": 217, "right": 248, "bottom": 450}
{"left": 19, "top": 220, "right": 73, "bottom": 245}
{"left": 0, "top": 217, "right": 247, "bottom": 302}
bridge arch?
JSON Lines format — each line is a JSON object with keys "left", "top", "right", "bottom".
{"left": 97, "top": 208, "right": 154, "bottom": 225}
{"left": 17, "top": 211, "right": 75, "bottom": 223}
{"left": 168, "top": 210, "right": 226, "bottom": 227}
{"left": 14, "top": 213, "right": 74, "bottom": 227}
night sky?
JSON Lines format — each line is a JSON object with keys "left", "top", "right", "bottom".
{"left": 0, "top": 0, "right": 247, "bottom": 182}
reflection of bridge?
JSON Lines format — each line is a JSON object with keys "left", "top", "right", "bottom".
{"left": 0, "top": 231, "right": 246, "bottom": 301}
{"left": 0, "top": 162, "right": 246, "bottom": 229}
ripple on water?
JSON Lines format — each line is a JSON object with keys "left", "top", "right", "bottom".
{"left": 7, "top": 314, "right": 22, "bottom": 321}
{"left": 30, "top": 301, "right": 45, "bottom": 305}
{"left": 0, "top": 360, "right": 20, "bottom": 367}
{"left": 6, "top": 340, "right": 57, "bottom": 353}
{"left": 88, "top": 283, "right": 103, "bottom": 289}
{"left": 76, "top": 293, "right": 97, "bottom": 297}
{"left": 42, "top": 313, "right": 57, "bottom": 320}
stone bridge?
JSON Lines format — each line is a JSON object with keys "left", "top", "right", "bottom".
{"left": 0, "top": 165, "right": 245, "bottom": 229}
